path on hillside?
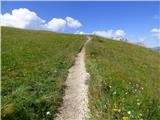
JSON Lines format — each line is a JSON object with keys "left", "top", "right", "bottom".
{"left": 55, "top": 37, "right": 91, "bottom": 120}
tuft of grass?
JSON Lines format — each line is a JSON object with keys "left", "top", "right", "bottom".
{"left": 86, "top": 36, "right": 160, "bottom": 120}
{"left": 1, "top": 27, "right": 86, "bottom": 120}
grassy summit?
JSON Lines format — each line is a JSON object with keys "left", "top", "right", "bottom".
{"left": 86, "top": 36, "right": 160, "bottom": 120}
{"left": 1, "top": 27, "right": 85, "bottom": 120}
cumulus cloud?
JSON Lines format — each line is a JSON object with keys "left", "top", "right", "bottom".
{"left": 0, "top": 8, "right": 82, "bottom": 31}
{"left": 66, "top": 17, "right": 82, "bottom": 29}
{"left": 93, "top": 30, "right": 113, "bottom": 38}
{"left": 0, "top": 8, "right": 45, "bottom": 29}
{"left": 115, "top": 30, "right": 126, "bottom": 39}
{"left": 151, "top": 28, "right": 160, "bottom": 40}
{"left": 93, "top": 29, "right": 126, "bottom": 40}
{"left": 151, "top": 28, "right": 160, "bottom": 33}
{"left": 45, "top": 18, "right": 66, "bottom": 31}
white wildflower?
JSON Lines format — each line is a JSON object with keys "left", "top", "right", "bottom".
{"left": 127, "top": 111, "right": 131, "bottom": 115}
{"left": 137, "top": 102, "right": 141, "bottom": 106}
{"left": 46, "top": 111, "right": 50, "bottom": 115}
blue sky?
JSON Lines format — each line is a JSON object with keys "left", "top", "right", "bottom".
{"left": 1, "top": 1, "right": 160, "bottom": 47}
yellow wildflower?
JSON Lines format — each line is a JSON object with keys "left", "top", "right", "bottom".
{"left": 122, "top": 116, "right": 129, "bottom": 120}
{"left": 112, "top": 108, "right": 121, "bottom": 112}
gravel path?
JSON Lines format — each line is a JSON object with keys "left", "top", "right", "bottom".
{"left": 54, "top": 37, "right": 91, "bottom": 120}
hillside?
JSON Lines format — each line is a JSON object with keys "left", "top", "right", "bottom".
{"left": 1, "top": 27, "right": 160, "bottom": 120}
{"left": 86, "top": 36, "right": 160, "bottom": 120}
{"left": 1, "top": 27, "right": 85, "bottom": 120}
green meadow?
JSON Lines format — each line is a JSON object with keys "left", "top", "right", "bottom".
{"left": 1, "top": 27, "right": 85, "bottom": 120}
{"left": 1, "top": 27, "right": 160, "bottom": 120}
{"left": 86, "top": 36, "right": 160, "bottom": 120}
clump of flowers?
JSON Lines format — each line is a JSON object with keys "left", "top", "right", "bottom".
{"left": 112, "top": 108, "right": 121, "bottom": 112}
{"left": 112, "top": 105, "right": 121, "bottom": 113}
{"left": 122, "top": 116, "right": 129, "bottom": 120}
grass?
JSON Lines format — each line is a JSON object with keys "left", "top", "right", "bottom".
{"left": 2, "top": 27, "right": 160, "bottom": 120}
{"left": 86, "top": 36, "right": 160, "bottom": 120}
{"left": 1, "top": 27, "right": 86, "bottom": 120}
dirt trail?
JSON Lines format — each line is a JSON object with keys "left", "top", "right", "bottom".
{"left": 55, "top": 37, "right": 91, "bottom": 120}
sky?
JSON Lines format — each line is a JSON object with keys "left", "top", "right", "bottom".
{"left": 1, "top": 1, "right": 160, "bottom": 47}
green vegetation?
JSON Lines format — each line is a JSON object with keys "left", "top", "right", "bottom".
{"left": 1, "top": 27, "right": 85, "bottom": 120}
{"left": 2, "top": 27, "right": 160, "bottom": 120}
{"left": 86, "top": 36, "right": 160, "bottom": 120}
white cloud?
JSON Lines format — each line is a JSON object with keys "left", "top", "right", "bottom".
{"left": 0, "top": 8, "right": 45, "bottom": 29}
{"left": 139, "top": 37, "right": 145, "bottom": 43}
{"left": 75, "top": 31, "right": 84, "bottom": 34}
{"left": 0, "top": 8, "right": 82, "bottom": 31}
{"left": 66, "top": 17, "right": 82, "bottom": 29}
{"left": 151, "top": 28, "right": 160, "bottom": 40}
{"left": 46, "top": 18, "right": 66, "bottom": 31}
{"left": 136, "top": 37, "right": 145, "bottom": 46}
{"left": 115, "top": 30, "right": 126, "bottom": 38}
{"left": 151, "top": 28, "right": 160, "bottom": 33}
{"left": 93, "top": 29, "right": 126, "bottom": 40}
{"left": 93, "top": 30, "right": 113, "bottom": 38}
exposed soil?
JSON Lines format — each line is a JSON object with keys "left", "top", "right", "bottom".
{"left": 54, "top": 37, "right": 91, "bottom": 120}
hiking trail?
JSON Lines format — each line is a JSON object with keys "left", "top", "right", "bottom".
{"left": 55, "top": 37, "right": 91, "bottom": 120}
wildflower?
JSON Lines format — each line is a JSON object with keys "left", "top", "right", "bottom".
{"left": 109, "top": 85, "right": 112, "bottom": 88}
{"left": 122, "top": 116, "right": 129, "bottom": 120}
{"left": 141, "top": 87, "right": 144, "bottom": 90}
{"left": 46, "top": 111, "right": 50, "bottom": 115}
{"left": 54, "top": 70, "right": 57, "bottom": 73}
{"left": 112, "top": 108, "right": 121, "bottom": 112}
{"left": 127, "top": 111, "right": 131, "bottom": 115}
{"left": 139, "top": 113, "right": 142, "bottom": 116}
{"left": 125, "top": 92, "right": 128, "bottom": 95}
{"left": 137, "top": 102, "right": 141, "bottom": 106}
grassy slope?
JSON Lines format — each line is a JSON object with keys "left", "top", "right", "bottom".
{"left": 1, "top": 27, "right": 85, "bottom": 120}
{"left": 86, "top": 36, "right": 160, "bottom": 120}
